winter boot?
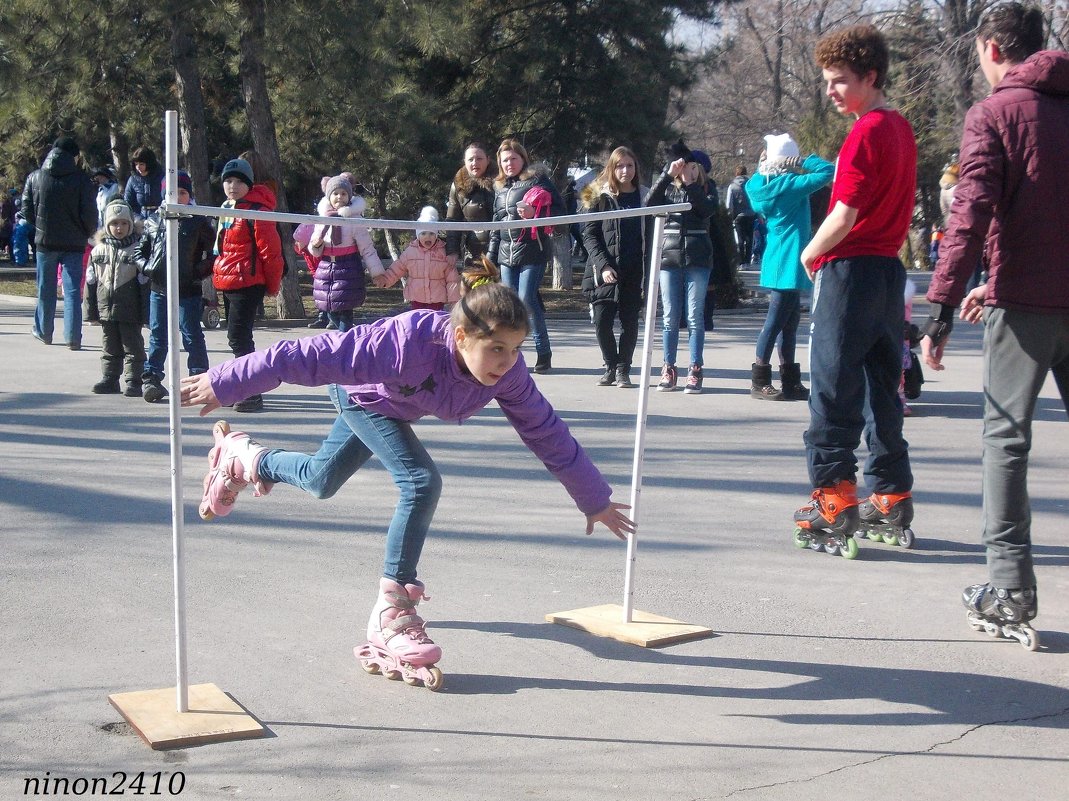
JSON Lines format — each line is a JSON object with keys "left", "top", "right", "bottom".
{"left": 533, "top": 353, "right": 552, "bottom": 374}
{"left": 780, "top": 362, "right": 810, "bottom": 401}
{"left": 750, "top": 363, "right": 784, "bottom": 400}
{"left": 142, "top": 374, "right": 167, "bottom": 404}
{"left": 92, "top": 376, "right": 121, "bottom": 394}
{"left": 597, "top": 363, "right": 616, "bottom": 386}
{"left": 615, "top": 364, "right": 634, "bottom": 388}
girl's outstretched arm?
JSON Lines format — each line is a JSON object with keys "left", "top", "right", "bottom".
{"left": 180, "top": 374, "right": 221, "bottom": 416}
{"left": 585, "top": 501, "right": 635, "bottom": 541}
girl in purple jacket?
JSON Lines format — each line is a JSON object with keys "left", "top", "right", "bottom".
{"left": 180, "top": 273, "right": 633, "bottom": 689}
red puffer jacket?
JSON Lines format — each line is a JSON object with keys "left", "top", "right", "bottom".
{"left": 213, "top": 184, "right": 284, "bottom": 294}
{"left": 929, "top": 50, "right": 1069, "bottom": 313}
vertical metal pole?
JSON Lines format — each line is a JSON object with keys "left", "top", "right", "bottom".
{"left": 622, "top": 214, "right": 666, "bottom": 623}
{"left": 164, "top": 111, "right": 189, "bottom": 713}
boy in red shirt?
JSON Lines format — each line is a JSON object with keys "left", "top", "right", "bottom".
{"left": 793, "top": 25, "right": 918, "bottom": 557}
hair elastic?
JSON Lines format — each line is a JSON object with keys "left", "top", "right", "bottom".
{"left": 459, "top": 295, "right": 493, "bottom": 337}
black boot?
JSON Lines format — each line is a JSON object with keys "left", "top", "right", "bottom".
{"left": 142, "top": 374, "right": 167, "bottom": 403}
{"left": 234, "top": 393, "right": 264, "bottom": 412}
{"left": 780, "top": 362, "right": 810, "bottom": 401}
{"left": 750, "top": 363, "right": 784, "bottom": 400}
{"left": 597, "top": 364, "right": 616, "bottom": 386}
{"left": 93, "top": 376, "right": 121, "bottom": 394}
{"left": 533, "top": 353, "right": 552, "bottom": 374}
{"left": 615, "top": 364, "right": 634, "bottom": 388}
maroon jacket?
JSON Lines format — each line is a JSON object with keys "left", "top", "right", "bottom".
{"left": 928, "top": 51, "right": 1069, "bottom": 313}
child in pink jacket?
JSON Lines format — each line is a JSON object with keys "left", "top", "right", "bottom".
{"left": 381, "top": 206, "right": 460, "bottom": 310}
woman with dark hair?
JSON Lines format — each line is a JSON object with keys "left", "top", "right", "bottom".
{"left": 445, "top": 141, "right": 497, "bottom": 265}
{"left": 124, "top": 146, "right": 165, "bottom": 219}
{"left": 580, "top": 146, "right": 649, "bottom": 388}
{"left": 487, "top": 138, "right": 565, "bottom": 374}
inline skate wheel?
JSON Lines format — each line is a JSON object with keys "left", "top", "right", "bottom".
{"left": 866, "top": 530, "right": 883, "bottom": 542}
{"left": 1015, "top": 627, "right": 1040, "bottom": 651}
{"left": 840, "top": 538, "right": 860, "bottom": 560}
{"left": 825, "top": 541, "right": 841, "bottom": 557}
{"left": 967, "top": 612, "right": 985, "bottom": 632}
{"left": 424, "top": 667, "right": 444, "bottom": 691}
{"left": 881, "top": 532, "right": 897, "bottom": 545}
{"left": 403, "top": 674, "right": 420, "bottom": 686}
{"left": 793, "top": 529, "right": 809, "bottom": 549}
{"left": 382, "top": 669, "right": 402, "bottom": 681}
{"left": 897, "top": 528, "right": 915, "bottom": 548}
{"left": 360, "top": 659, "right": 380, "bottom": 675}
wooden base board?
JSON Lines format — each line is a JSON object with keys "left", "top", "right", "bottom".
{"left": 108, "top": 683, "right": 266, "bottom": 750}
{"left": 546, "top": 603, "right": 714, "bottom": 647}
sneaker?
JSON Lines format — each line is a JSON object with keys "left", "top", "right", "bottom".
{"left": 657, "top": 364, "right": 677, "bottom": 391}
{"left": 597, "top": 366, "right": 616, "bottom": 387}
{"left": 31, "top": 328, "right": 52, "bottom": 346}
{"left": 615, "top": 364, "right": 634, "bottom": 388}
{"left": 683, "top": 365, "right": 703, "bottom": 394}
{"left": 92, "top": 377, "right": 121, "bottom": 394}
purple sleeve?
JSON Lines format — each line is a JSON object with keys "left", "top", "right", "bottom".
{"left": 494, "top": 368, "right": 613, "bottom": 515}
{"left": 208, "top": 323, "right": 403, "bottom": 406}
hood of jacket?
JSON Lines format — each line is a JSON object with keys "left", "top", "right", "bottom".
{"left": 995, "top": 50, "right": 1069, "bottom": 98}
{"left": 240, "top": 183, "right": 278, "bottom": 211}
{"left": 453, "top": 165, "right": 497, "bottom": 197}
{"left": 43, "top": 148, "right": 81, "bottom": 178}
{"left": 317, "top": 194, "right": 367, "bottom": 217}
{"left": 580, "top": 177, "right": 648, "bottom": 209}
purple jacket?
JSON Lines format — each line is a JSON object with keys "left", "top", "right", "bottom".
{"left": 209, "top": 310, "right": 612, "bottom": 514}
{"left": 929, "top": 51, "right": 1069, "bottom": 313}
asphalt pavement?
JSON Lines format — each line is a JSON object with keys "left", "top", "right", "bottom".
{"left": 2, "top": 286, "right": 1067, "bottom": 800}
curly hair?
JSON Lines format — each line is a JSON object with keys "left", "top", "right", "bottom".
{"left": 815, "top": 24, "right": 890, "bottom": 90}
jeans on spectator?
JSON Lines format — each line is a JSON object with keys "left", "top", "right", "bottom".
{"left": 659, "top": 264, "right": 711, "bottom": 367}
{"left": 257, "top": 384, "right": 441, "bottom": 584}
{"left": 500, "top": 262, "right": 551, "bottom": 358}
{"left": 145, "top": 291, "right": 209, "bottom": 379}
{"left": 35, "top": 249, "right": 84, "bottom": 344}
{"left": 756, "top": 289, "right": 802, "bottom": 364}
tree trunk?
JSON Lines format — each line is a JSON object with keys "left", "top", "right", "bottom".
{"left": 108, "top": 122, "right": 129, "bottom": 188}
{"left": 237, "top": 0, "right": 304, "bottom": 319}
{"left": 550, "top": 229, "right": 572, "bottom": 290}
{"left": 169, "top": 14, "right": 212, "bottom": 206}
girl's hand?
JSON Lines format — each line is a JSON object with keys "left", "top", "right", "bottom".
{"left": 310, "top": 237, "right": 324, "bottom": 249}
{"left": 585, "top": 501, "right": 635, "bottom": 541}
{"left": 371, "top": 274, "right": 388, "bottom": 288}
{"left": 667, "top": 158, "right": 686, "bottom": 179}
{"left": 180, "top": 374, "right": 221, "bottom": 416}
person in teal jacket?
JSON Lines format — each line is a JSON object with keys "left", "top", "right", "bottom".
{"left": 745, "top": 133, "right": 834, "bottom": 400}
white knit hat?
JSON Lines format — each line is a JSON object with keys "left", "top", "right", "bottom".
{"left": 414, "top": 205, "right": 440, "bottom": 237}
{"left": 764, "top": 133, "right": 800, "bottom": 161}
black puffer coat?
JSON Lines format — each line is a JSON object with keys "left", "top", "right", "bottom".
{"left": 645, "top": 171, "right": 715, "bottom": 270}
{"left": 21, "top": 148, "right": 96, "bottom": 252}
{"left": 139, "top": 212, "right": 216, "bottom": 299}
{"left": 487, "top": 168, "right": 565, "bottom": 269}
{"left": 445, "top": 165, "right": 497, "bottom": 259}
{"left": 580, "top": 180, "right": 649, "bottom": 303}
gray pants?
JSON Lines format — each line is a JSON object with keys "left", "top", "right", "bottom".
{"left": 982, "top": 307, "right": 1069, "bottom": 588}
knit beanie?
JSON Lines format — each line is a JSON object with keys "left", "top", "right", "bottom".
{"left": 323, "top": 173, "right": 354, "bottom": 201}
{"left": 414, "top": 205, "right": 440, "bottom": 237}
{"left": 160, "top": 171, "right": 194, "bottom": 196}
{"left": 220, "top": 158, "right": 254, "bottom": 187}
{"left": 53, "top": 136, "right": 80, "bottom": 156}
{"left": 764, "top": 133, "right": 800, "bottom": 161}
{"left": 104, "top": 199, "right": 135, "bottom": 229}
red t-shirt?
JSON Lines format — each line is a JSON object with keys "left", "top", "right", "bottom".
{"left": 817, "top": 108, "right": 917, "bottom": 269}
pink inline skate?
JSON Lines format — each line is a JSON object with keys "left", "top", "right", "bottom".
{"left": 355, "top": 578, "right": 444, "bottom": 691}
{"left": 198, "top": 420, "right": 273, "bottom": 520}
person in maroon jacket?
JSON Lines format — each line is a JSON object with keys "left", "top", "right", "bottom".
{"left": 923, "top": 3, "right": 1069, "bottom": 648}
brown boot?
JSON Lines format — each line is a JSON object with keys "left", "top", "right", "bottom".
{"left": 750, "top": 363, "right": 783, "bottom": 400}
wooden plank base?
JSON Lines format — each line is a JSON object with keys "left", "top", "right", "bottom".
{"left": 546, "top": 604, "right": 714, "bottom": 647}
{"left": 108, "top": 683, "right": 266, "bottom": 750}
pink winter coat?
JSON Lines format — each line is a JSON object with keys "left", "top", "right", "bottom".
{"left": 382, "top": 238, "right": 460, "bottom": 305}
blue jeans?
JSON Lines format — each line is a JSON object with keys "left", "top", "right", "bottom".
{"left": 756, "top": 289, "right": 802, "bottom": 364}
{"left": 805, "top": 257, "right": 911, "bottom": 493}
{"left": 327, "top": 310, "right": 354, "bottom": 332}
{"left": 501, "top": 262, "right": 551, "bottom": 358}
{"left": 659, "top": 265, "right": 711, "bottom": 367}
{"left": 256, "top": 385, "right": 442, "bottom": 584}
{"left": 35, "top": 249, "right": 84, "bottom": 344}
{"left": 145, "top": 291, "right": 209, "bottom": 379}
